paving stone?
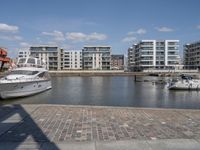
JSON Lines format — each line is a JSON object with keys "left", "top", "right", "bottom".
{"left": 1, "top": 104, "right": 200, "bottom": 146}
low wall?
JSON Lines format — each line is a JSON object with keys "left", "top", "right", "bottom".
{"left": 49, "top": 70, "right": 146, "bottom": 76}
{"left": 49, "top": 70, "right": 200, "bottom": 77}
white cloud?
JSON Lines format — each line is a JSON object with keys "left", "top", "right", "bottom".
{"left": 127, "top": 32, "right": 134, "bottom": 36}
{"left": 42, "top": 30, "right": 65, "bottom": 41}
{"left": 20, "top": 42, "right": 30, "bottom": 47}
{"left": 61, "top": 44, "right": 73, "bottom": 49}
{"left": 66, "top": 32, "right": 107, "bottom": 42}
{"left": 87, "top": 32, "right": 107, "bottom": 41}
{"left": 136, "top": 28, "right": 146, "bottom": 35}
{"left": 123, "top": 28, "right": 145, "bottom": 43}
{"left": 127, "top": 28, "right": 147, "bottom": 36}
{"left": 0, "top": 23, "right": 19, "bottom": 32}
{"left": 197, "top": 25, "right": 200, "bottom": 29}
{"left": 66, "top": 32, "right": 87, "bottom": 42}
{"left": 0, "top": 35, "right": 22, "bottom": 41}
{"left": 122, "top": 36, "right": 136, "bottom": 43}
{"left": 47, "top": 41, "right": 58, "bottom": 45}
{"left": 156, "top": 27, "right": 174, "bottom": 32}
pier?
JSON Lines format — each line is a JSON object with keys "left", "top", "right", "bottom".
{"left": 0, "top": 104, "right": 200, "bottom": 149}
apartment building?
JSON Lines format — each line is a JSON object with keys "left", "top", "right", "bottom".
{"left": 184, "top": 41, "right": 200, "bottom": 69}
{"left": 82, "top": 46, "right": 111, "bottom": 70}
{"left": 29, "top": 45, "right": 63, "bottom": 70}
{"left": 18, "top": 49, "right": 30, "bottom": 58}
{"left": 133, "top": 40, "right": 179, "bottom": 70}
{"left": 63, "top": 50, "right": 82, "bottom": 70}
{"left": 127, "top": 46, "right": 135, "bottom": 71}
{"left": 111, "top": 54, "right": 124, "bottom": 70}
{"left": 123, "top": 55, "right": 128, "bottom": 71}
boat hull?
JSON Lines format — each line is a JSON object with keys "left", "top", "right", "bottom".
{"left": 168, "top": 80, "right": 200, "bottom": 90}
{"left": 0, "top": 80, "right": 52, "bottom": 99}
{"left": 169, "top": 86, "right": 200, "bottom": 90}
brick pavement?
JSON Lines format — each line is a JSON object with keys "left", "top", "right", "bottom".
{"left": 0, "top": 104, "right": 200, "bottom": 144}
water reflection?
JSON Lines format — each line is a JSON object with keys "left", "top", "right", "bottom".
{"left": 1, "top": 76, "right": 200, "bottom": 109}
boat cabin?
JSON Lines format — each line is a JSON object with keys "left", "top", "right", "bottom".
{"left": 17, "top": 57, "right": 43, "bottom": 68}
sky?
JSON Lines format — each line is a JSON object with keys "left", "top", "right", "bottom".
{"left": 0, "top": 0, "right": 200, "bottom": 58}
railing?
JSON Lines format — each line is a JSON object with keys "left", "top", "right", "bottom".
{"left": 17, "top": 63, "right": 45, "bottom": 68}
{"left": 0, "top": 76, "right": 49, "bottom": 83}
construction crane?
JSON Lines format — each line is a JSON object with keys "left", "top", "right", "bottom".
{"left": 0, "top": 48, "right": 10, "bottom": 71}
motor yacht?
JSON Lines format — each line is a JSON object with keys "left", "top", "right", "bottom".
{"left": 168, "top": 74, "right": 200, "bottom": 90}
{"left": 0, "top": 57, "right": 52, "bottom": 99}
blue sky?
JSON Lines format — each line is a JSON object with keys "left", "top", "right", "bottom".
{"left": 0, "top": 0, "right": 200, "bottom": 57}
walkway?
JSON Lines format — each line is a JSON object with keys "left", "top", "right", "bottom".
{"left": 0, "top": 104, "right": 200, "bottom": 149}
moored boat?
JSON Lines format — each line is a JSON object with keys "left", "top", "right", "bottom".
{"left": 168, "top": 75, "right": 200, "bottom": 90}
{"left": 0, "top": 57, "right": 52, "bottom": 99}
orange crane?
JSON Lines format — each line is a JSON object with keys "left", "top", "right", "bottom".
{"left": 0, "top": 48, "right": 10, "bottom": 71}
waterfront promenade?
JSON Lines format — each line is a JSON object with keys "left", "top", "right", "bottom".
{"left": 49, "top": 70, "right": 146, "bottom": 77}
{"left": 0, "top": 104, "right": 200, "bottom": 149}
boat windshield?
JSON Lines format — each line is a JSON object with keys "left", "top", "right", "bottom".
{"left": 10, "top": 70, "right": 39, "bottom": 75}
{"left": 27, "top": 58, "right": 36, "bottom": 64}
{"left": 181, "top": 75, "right": 193, "bottom": 80}
{"left": 18, "top": 58, "right": 26, "bottom": 64}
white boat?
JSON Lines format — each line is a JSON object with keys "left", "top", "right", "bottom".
{"left": 0, "top": 57, "right": 52, "bottom": 99}
{"left": 168, "top": 75, "right": 200, "bottom": 90}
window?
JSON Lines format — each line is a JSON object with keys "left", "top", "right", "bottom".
{"left": 38, "top": 72, "right": 45, "bottom": 78}
{"left": 18, "top": 58, "right": 26, "bottom": 64}
{"left": 27, "top": 58, "right": 35, "bottom": 64}
{"left": 37, "top": 60, "right": 40, "bottom": 65}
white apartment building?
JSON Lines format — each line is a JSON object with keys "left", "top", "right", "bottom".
{"left": 18, "top": 49, "right": 30, "bottom": 58}
{"left": 29, "top": 45, "right": 63, "bottom": 70}
{"left": 63, "top": 50, "right": 82, "bottom": 70}
{"left": 133, "top": 40, "right": 180, "bottom": 70}
{"left": 127, "top": 46, "right": 135, "bottom": 71}
{"left": 82, "top": 46, "right": 111, "bottom": 70}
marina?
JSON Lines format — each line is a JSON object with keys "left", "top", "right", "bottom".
{"left": 0, "top": 1, "right": 200, "bottom": 149}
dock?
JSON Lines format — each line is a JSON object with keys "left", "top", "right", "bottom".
{"left": 0, "top": 104, "right": 200, "bottom": 149}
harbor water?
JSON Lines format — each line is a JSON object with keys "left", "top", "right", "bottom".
{"left": 1, "top": 76, "right": 200, "bottom": 109}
